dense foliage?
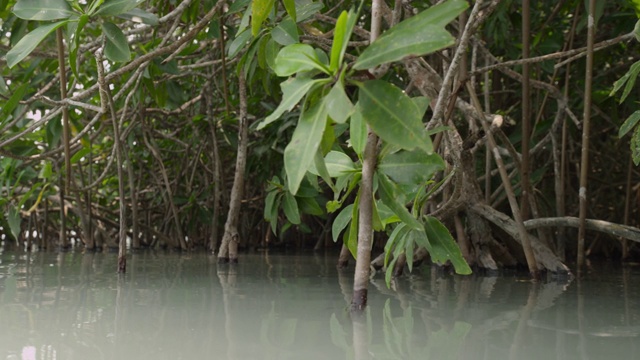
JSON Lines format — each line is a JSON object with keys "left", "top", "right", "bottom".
{"left": 1, "top": 0, "right": 640, "bottom": 290}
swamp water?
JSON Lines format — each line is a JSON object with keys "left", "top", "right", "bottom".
{"left": 0, "top": 251, "right": 638, "bottom": 360}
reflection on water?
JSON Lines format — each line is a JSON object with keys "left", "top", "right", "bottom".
{"left": 0, "top": 251, "right": 638, "bottom": 359}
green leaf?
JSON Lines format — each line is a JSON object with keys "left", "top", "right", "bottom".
{"left": 298, "top": 196, "right": 323, "bottom": 216}
{"left": 265, "top": 192, "right": 282, "bottom": 234}
{"left": 423, "top": 216, "right": 471, "bottom": 275}
{"left": 324, "top": 150, "right": 356, "bottom": 177}
{"left": 332, "top": 203, "right": 354, "bottom": 242}
{"left": 377, "top": 172, "right": 423, "bottom": 230}
{"left": 13, "top": 0, "right": 73, "bottom": 20}
{"left": 619, "top": 110, "right": 640, "bottom": 138}
{"left": 311, "top": 148, "right": 336, "bottom": 191}
{"left": 0, "top": 76, "right": 8, "bottom": 96}
{"left": 358, "top": 80, "right": 431, "bottom": 153}
{"left": 0, "top": 83, "right": 29, "bottom": 120}
{"left": 405, "top": 233, "right": 414, "bottom": 272}
{"left": 282, "top": 191, "right": 301, "bottom": 224}
{"left": 102, "top": 22, "right": 131, "bottom": 62}
{"left": 284, "top": 101, "right": 328, "bottom": 194}
{"left": 610, "top": 60, "right": 640, "bottom": 104}
{"left": 632, "top": 126, "right": 640, "bottom": 166}
{"left": 87, "top": 0, "right": 105, "bottom": 15}
{"left": 70, "top": 147, "right": 91, "bottom": 164}
{"left": 273, "top": 43, "right": 329, "bottom": 76}
{"left": 229, "top": 0, "right": 251, "bottom": 14}
{"left": 70, "top": 14, "right": 90, "bottom": 79}
{"left": 325, "top": 81, "right": 353, "bottom": 124}
{"left": 412, "top": 96, "right": 430, "bottom": 118}
{"left": 258, "top": 77, "right": 325, "bottom": 129}
{"left": 330, "top": 10, "right": 348, "bottom": 73}
{"left": 282, "top": 0, "right": 296, "bottom": 22}
{"left": 271, "top": 17, "right": 299, "bottom": 45}
{"left": 95, "top": 0, "right": 144, "bottom": 16}
{"left": 334, "top": 8, "right": 357, "bottom": 72}
{"left": 251, "top": 0, "right": 275, "bottom": 36}
{"left": 385, "top": 234, "right": 407, "bottom": 285}
{"left": 346, "top": 197, "right": 359, "bottom": 258}
{"left": 353, "top": 0, "right": 467, "bottom": 70}
{"left": 349, "top": 103, "right": 367, "bottom": 158}
{"left": 6, "top": 20, "right": 69, "bottom": 68}
{"left": 117, "top": 8, "right": 159, "bottom": 25}
{"left": 7, "top": 205, "right": 21, "bottom": 240}
{"left": 384, "top": 223, "right": 409, "bottom": 269}
{"left": 38, "top": 161, "right": 53, "bottom": 179}
{"left": 295, "top": 2, "right": 324, "bottom": 22}
{"left": 377, "top": 200, "right": 400, "bottom": 227}
{"left": 264, "top": 38, "right": 280, "bottom": 70}
{"left": 379, "top": 150, "right": 445, "bottom": 187}
{"left": 228, "top": 28, "right": 253, "bottom": 57}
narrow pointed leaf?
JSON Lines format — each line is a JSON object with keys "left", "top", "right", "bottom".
{"left": 27, "top": 184, "right": 50, "bottom": 214}
{"left": 384, "top": 223, "right": 409, "bottom": 266}
{"left": 228, "top": 28, "right": 252, "bottom": 57}
{"left": 70, "top": 14, "right": 90, "bottom": 79}
{"left": 251, "top": 0, "right": 275, "bottom": 36}
{"left": 87, "top": 0, "right": 106, "bottom": 15}
{"left": 332, "top": 204, "right": 354, "bottom": 242}
{"left": 310, "top": 149, "right": 336, "bottom": 191}
{"left": 619, "top": 110, "right": 640, "bottom": 138}
{"left": 95, "top": 0, "right": 144, "bottom": 16}
{"left": 349, "top": 103, "right": 367, "bottom": 157}
{"left": 13, "top": 0, "right": 73, "bottom": 20}
{"left": 353, "top": 0, "right": 467, "bottom": 70}
{"left": 7, "top": 206, "right": 21, "bottom": 240}
{"left": 358, "top": 80, "right": 431, "bottom": 153}
{"left": 264, "top": 190, "right": 278, "bottom": 220}
{"left": 330, "top": 10, "right": 348, "bottom": 72}
{"left": 0, "top": 83, "right": 29, "bottom": 120}
{"left": 282, "top": 191, "right": 301, "bottom": 224}
{"left": 282, "top": 0, "right": 296, "bottom": 22}
{"left": 377, "top": 172, "right": 423, "bottom": 230}
{"left": 103, "top": 22, "right": 131, "bottom": 62}
{"left": 117, "top": 8, "right": 159, "bottom": 25}
{"left": 258, "top": 77, "right": 325, "bottom": 129}
{"left": 0, "top": 76, "right": 8, "bottom": 96}
{"left": 6, "top": 20, "right": 69, "bottom": 68}
{"left": 346, "top": 197, "right": 359, "bottom": 258}
{"left": 424, "top": 216, "right": 472, "bottom": 274}
{"left": 284, "top": 101, "right": 328, "bottom": 194}
{"left": 295, "top": 2, "right": 324, "bottom": 22}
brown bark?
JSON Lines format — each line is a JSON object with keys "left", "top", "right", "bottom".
{"left": 472, "top": 203, "right": 570, "bottom": 274}
{"left": 97, "top": 51, "right": 127, "bottom": 272}
{"left": 218, "top": 72, "right": 248, "bottom": 263}
{"left": 577, "top": 0, "right": 596, "bottom": 272}
{"left": 338, "top": 243, "right": 351, "bottom": 268}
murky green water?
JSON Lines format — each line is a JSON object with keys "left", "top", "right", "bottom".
{"left": 0, "top": 251, "right": 638, "bottom": 360}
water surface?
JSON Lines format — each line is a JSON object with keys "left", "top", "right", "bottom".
{"left": 0, "top": 251, "right": 638, "bottom": 359}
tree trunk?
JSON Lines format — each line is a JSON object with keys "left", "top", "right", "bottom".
{"left": 577, "top": 0, "right": 596, "bottom": 272}
{"left": 472, "top": 203, "right": 570, "bottom": 274}
{"left": 351, "top": 0, "right": 384, "bottom": 313}
{"left": 97, "top": 50, "right": 127, "bottom": 272}
{"left": 218, "top": 73, "right": 248, "bottom": 263}
{"left": 126, "top": 148, "right": 140, "bottom": 250}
